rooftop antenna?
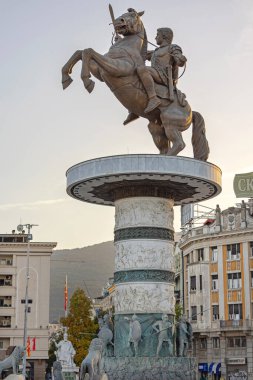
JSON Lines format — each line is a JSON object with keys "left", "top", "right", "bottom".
{"left": 17, "top": 223, "right": 38, "bottom": 377}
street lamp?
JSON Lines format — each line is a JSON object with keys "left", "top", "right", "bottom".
{"left": 17, "top": 223, "right": 38, "bottom": 377}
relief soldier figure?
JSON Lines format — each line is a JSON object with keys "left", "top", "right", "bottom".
{"left": 152, "top": 314, "right": 173, "bottom": 356}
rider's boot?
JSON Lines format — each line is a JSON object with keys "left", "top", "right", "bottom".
{"left": 123, "top": 112, "right": 139, "bottom": 125}
{"left": 144, "top": 96, "right": 161, "bottom": 113}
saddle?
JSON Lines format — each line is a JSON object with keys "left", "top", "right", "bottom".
{"left": 155, "top": 83, "right": 187, "bottom": 107}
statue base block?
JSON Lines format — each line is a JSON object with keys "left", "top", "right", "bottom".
{"left": 61, "top": 367, "right": 79, "bottom": 380}
{"left": 102, "top": 356, "right": 197, "bottom": 380}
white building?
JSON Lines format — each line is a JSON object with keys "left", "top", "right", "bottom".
{"left": 0, "top": 231, "right": 56, "bottom": 379}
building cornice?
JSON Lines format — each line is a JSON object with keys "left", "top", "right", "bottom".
{"left": 179, "top": 228, "right": 253, "bottom": 251}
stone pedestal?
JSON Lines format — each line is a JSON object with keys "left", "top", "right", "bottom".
{"left": 61, "top": 367, "right": 79, "bottom": 380}
{"left": 66, "top": 154, "right": 222, "bottom": 379}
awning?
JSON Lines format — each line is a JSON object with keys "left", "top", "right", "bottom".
{"left": 198, "top": 363, "right": 208, "bottom": 372}
{"left": 209, "top": 362, "right": 221, "bottom": 374}
{"left": 209, "top": 362, "right": 214, "bottom": 373}
{"left": 215, "top": 363, "right": 221, "bottom": 374}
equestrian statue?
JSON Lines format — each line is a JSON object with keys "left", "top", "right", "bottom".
{"left": 62, "top": 6, "right": 209, "bottom": 160}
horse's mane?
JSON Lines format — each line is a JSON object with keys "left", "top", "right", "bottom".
{"left": 141, "top": 27, "right": 148, "bottom": 62}
{"left": 127, "top": 8, "right": 147, "bottom": 62}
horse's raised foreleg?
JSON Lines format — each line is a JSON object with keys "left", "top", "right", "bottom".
{"left": 81, "top": 49, "right": 95, "bottom": 93}
{"left": 61, "top": 50, "right": 82, "bottom": 89}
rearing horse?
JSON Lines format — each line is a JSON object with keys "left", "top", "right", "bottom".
{"left": 62, "top": 8, "right": 209, "bottom": 160}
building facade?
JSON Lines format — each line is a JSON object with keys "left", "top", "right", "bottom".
{"left": 0, "top": 232, "right": 56, "bottom": 379}
{"left": 179, "top": 200, "right": 253, "bottom": 380}
{"left": 94, "top": 277, "right": 115, "bottom": 315}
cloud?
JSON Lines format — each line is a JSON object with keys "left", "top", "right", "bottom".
{"left": 0, "top": 198, "right": 69, "bottom": 210}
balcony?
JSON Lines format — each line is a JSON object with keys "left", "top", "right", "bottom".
{"left": 220, "top": 319, "right": 252, "bottom": 330}
{"left": 0, "top": 309, "right": 14, "bottom": 318}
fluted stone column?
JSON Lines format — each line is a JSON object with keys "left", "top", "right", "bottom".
{"left": 113, "top": 196, "right": 175, "bottom": 356}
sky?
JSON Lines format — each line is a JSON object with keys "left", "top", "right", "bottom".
{"left": 0, "top": 0, "right": 253, "bottom": 249}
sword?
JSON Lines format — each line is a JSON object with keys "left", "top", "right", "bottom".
{"left": 109, "top": 4, "right": 119, "bottom": 39}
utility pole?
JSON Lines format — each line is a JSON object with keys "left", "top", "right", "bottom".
{"left": 17, "top": 223, "right": 38, "bottom": 377}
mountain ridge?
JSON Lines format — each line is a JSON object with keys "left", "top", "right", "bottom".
{"left": 50, "top": 241, "right": 114, "bottom": 322}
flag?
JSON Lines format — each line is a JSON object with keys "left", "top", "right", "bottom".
{"left": 64, "top": 275, "right": 68, "bottom": 313}
{"left": 26, "top": 336, "right": 31, "bottom": 357}
{"left": 32, "top": 337, "right": 36, "bottom": 351}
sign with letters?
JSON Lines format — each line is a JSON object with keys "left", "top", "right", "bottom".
{"left": 233, "top": 172, "right": 253, "bottom": 198}
{"left": 227, "top": 358, "right": 246, "bottom": 365}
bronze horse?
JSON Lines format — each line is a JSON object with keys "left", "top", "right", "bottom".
{"left": 62, "top": 8, "right": 209, "bottom": 160}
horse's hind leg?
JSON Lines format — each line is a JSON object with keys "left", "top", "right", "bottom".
{"left": 164, "top": 124, "right": 185, "bottom": 156}
{"left": 61, "top": 50, "right": 82, "bottom": 89}
{"left": 148, "top": 121, "right": 168, "bottom": 154}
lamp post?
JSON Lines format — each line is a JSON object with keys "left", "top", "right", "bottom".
{"left": 17, "top": 223, "right": 38, "bottom": 377}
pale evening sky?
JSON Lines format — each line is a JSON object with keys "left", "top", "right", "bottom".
{"left": 0, "top": 0, "right": 252, "bottom": 249}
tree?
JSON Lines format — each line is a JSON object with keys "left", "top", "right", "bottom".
{"left": 60, "top": 288, "right": 98, "bottom": 366}
{"left": 175, "top": 302, "right": 183, "bottom": 322}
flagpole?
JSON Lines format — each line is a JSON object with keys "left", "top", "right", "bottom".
{"left": 64, "top": 274, "right": 68, "bottom": 318}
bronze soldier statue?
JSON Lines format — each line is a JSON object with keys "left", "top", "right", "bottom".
{"left": 124, "top": 27, "right": 187, "bottom": 125}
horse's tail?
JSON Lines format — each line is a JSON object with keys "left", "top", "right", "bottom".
{"left": 191, "top": 111, "right": 210, "bottom": 161}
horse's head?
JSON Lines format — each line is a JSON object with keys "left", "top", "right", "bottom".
{"left": 114, "top": 8, "right": 144, "bottom": 36}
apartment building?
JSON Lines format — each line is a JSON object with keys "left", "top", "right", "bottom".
{"left": 179, "top": 200, "right": 253, "bottom": 380}
{"left": 94, "top": 277, "right": 115, "bottom": 315}
{"left": 0, "top": 231, "right": 56, "bottom": 379}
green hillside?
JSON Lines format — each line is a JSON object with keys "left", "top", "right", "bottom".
{"left": 50, "top": 241, "right": 114, "bottom": 322}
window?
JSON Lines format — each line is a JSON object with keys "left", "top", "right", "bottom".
{"left": 228, "top": 272, "right": 242, "bottom": 289}
{"left": 0, "top": 341, "right": 3, "bottom": 349}
{"left": 229, "top": 304, "right": 243, "bottom": 320}
{"left": 200, "top": 338, "right": 207, "bottom": 349}
{"left": 211, "top": 246, "right": 218, "bottom": 262}
{"left": 200, "top": 305, "right": 203, "bottom": 317}
{"left": 0, "top": 276, "right": 12, "bottom": 286}
{"left": 191, "top": 306, "right": 197, "bottom": 321}
{"left": 227, "top": 244, "right": 240, "bottom": 260}
{"left": 199, "top": 275, "right": 202, "bottom": 291}
{"left": 190, "top": 276, "right": 196, "bottom": 291}
{"left": 212, "top": 274, "right": 219, "bottom": 290}
{"left": 21, "top": 299, "right": 33, "bottom": 304}
{"left": 212, "top": 305, "right": 219, "bottom": 320}
{"left": 198, "top": 248, "right": 204, "bottom": 261}
{"left": 213, "top": 337, "right": 220, "bottom": 348}
{"left": 250, "top": 242, "right": 253, "bottom": 257}
{"left": 251, "top": 272, "right": 253, "bottom": 287}
{"left": 186, "top": 255, "right": 189, "bottom": 265}
{"left": 227, "top": 336, "right": 246, "bottom": 348}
